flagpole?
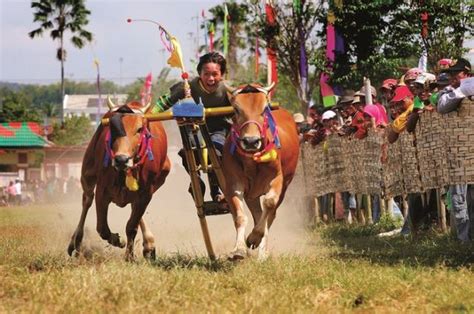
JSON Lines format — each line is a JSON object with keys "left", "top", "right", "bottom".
{"left": 94, "top": 59, "right": 102, "bottom": 127}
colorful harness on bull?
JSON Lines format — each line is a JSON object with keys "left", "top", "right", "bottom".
{"left": 230, "top": 105, "right": 281, "bottom": 163}
{"left": 103, "top": 120, "right": 154, "bottom": 191}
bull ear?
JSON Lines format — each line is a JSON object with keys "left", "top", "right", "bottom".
{"left": 224, "top": 83, "right": 236, "bottom": 95}
{"left": 107, "top": 96, "right": 118, "bottom": 111}
{"left": 259, "top": 81, "right": 276, "bottom": 94}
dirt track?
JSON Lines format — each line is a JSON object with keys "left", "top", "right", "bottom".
{"left": 60, "top": 121, "right": 311, "bottom": 258}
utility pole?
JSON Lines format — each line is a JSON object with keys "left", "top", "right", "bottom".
{"left": 119, "top": 57, "right": 123, "bottom": 87}
{"left": 94, "top": 59, "right": 102, "bottom": 127}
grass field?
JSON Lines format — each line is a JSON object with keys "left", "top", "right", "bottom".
{"left": 2, "top": 204, "right": 474, "bottom": 312}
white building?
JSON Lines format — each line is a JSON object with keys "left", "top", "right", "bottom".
{"left": 63, "top": 94, "right": 128, "bottom": 126}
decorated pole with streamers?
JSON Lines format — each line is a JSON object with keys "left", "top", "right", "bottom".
{"left": 127, "top": 18, "right": 191, "bottom": 98}
{"left": 94, "top": 59, "right": 102, "bottom": 126}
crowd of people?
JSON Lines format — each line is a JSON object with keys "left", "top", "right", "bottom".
{"left": 0, "top": 176, "right": 81, "bottom": 207}
{"left": 295, "top": 57, "right": 474, "bottom": 241}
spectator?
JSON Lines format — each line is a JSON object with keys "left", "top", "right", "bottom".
{"left": 7, "top": 181, "right": 16, "bottom": 205}
{"left": 436, "top": 57, "right": 474, "bottom": 242}
{"left": 294, "top": 112, "right": 310, "bottom": 143}
{"left": 428, "top": 72, "right": 450, "bottom": 105}
{"left": 339, "top": 96, "right": 367, "bottom": 139}
{"left": 386, "top": 85, "right": 414, "bottom": 143}
{"left": 406, "top": 72, "right": 437, "bottom": 133}
{"left": 14, "top": 179, "right": 22, "bottom": 205}
{"left": 380, "top": 79, "right": 398, "bottom": 104}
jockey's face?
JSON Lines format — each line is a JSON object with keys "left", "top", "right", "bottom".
{"left": 199, "top": 62, "right": 223, "bottom": 93}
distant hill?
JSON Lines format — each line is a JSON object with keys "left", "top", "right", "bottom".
{"left": 0, "top": 81, "right": 24, "bottom": 91}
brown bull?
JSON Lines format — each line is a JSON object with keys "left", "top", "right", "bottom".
{"left": 223, "top": 83, "right": 300, "bottom": 259}
{"left": 68, "top": 100, "right": 170, "bottom": 261}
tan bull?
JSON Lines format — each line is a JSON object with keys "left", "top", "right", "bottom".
{"left": 68, "top": 100, "right": 170, "bottom": 261}
{"left": 223, "top": 83, "right": 300, "bottom": 259}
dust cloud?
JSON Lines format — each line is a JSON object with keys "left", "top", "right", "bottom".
{"left": 58, "top": 121, "right": 314, "bottom": 258}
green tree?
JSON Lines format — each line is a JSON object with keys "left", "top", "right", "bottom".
{"left": 412, "top": 0, "right": 473, "bottom": 68}
{"left": 204, "top": 1, "right": 251, "bottom": 79}
{"left": 51, "top": 115, "right": 93, "bottom": 146}
{"left": 248, "top": 1, "right": 325, "bottom": 114}
{"left": 29, "top": 0, "right": 93, "bottom": 122}
{"left": 317, "top": 0, "right": 473, "bottom": 89}
{"left": 0, "top": 88, "right": 42, "bottom": 123}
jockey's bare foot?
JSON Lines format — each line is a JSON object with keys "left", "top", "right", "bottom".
{"left": 214, "top": 193, "right": 225, "bottom": 203}
{"left": 212, "top": 193, "right": 229, "bottom": 210}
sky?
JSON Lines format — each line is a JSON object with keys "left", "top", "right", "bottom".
{"left": 0, "top": 0, "right": 223, "bottom": 85}
{"left": 1, "top": 0, "right": 473, "bottom": 86}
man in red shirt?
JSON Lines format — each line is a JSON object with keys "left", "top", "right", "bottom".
{"left": 340, "top": 97, "right": 367, "bottom": 139}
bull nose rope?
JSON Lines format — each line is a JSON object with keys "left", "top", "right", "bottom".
{"left": 230, "top": 105, "right": 281, "bottom": 162}
{"left": 103, "top": 125, "right": 155, "bottom": 191}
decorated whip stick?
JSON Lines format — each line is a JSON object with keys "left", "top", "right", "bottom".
{"left": 127, "top": 18, "right": 191, "bottom": 98}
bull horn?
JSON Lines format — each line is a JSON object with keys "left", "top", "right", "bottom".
{"left": 259, "top": 81, "right": 276, "bottom": 94}
{"left": 107, "top": 96, "right": 118, "bottom": 110}
{"left": 140, "top": 102, "right": 152, "bottom": 114}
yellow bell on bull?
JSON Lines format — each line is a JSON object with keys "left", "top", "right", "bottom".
{"left": 125, "top": 173, "right": 139, "bottom": 191}
{"left": 253, "top": 148, "right": 277, "bottom": 163}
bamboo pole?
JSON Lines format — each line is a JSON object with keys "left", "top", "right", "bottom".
{"left": 438, "top": 189, "right": 447, "bottom": 233}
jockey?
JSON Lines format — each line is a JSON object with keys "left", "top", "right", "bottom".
{"left": 152, "top": 52, "right": 231, "bottom": 203}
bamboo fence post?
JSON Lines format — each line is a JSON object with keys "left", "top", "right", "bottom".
{"left": 438, "top": 190, "right": 447, "bottom": 233}
{"left": 313, "top": 197, "right": 321, "bottom": 225}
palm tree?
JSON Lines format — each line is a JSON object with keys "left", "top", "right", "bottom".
{"left": 29, "top": 0, "right": 93, "bottom": 122}
{"left": 205, "top": 1, "right": 250, "bottom": 79}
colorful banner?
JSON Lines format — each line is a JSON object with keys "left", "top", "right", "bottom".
{"left": 223, "top": 4, "right": 229, "bottom": 58}
{"left": 265, "top": 0, "right": 277, "bottom": 95}
{"left": 208, "top": 22, "right": 215, "bottom": 52}
{"left": 255, "top": 36, "right": 260, "bottom": 79}
{"left": 320, "top": 12, "right": 336, "bottom": 107}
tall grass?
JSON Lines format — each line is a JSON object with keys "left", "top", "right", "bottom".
{"left": 1, "top": 205, "right": 474, "bottom": 312}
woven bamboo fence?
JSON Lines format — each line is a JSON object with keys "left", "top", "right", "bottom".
{"left": 299, "top": 98, "right": 474, "bottom": 199}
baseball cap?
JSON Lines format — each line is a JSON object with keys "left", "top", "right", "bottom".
{"left": 430, "top": 73, "right": 450, "bottom": 89}
{"left": 437, "top": 58, "right": 452, "bottom": 70}
{"left": 380, "top": 79, "right": 398, "bottom": 90}
{"left": 442, "top": 58, "right": 471, "bottom": 73}
{"left": 414, "top": 73, "right": 436, "bottom": 86}
{"left": 321, "top": 110, "right": 337, "bottom": 121}
{"left": 404, "top": 68, "right": 423, "bottom": 81}
{"left": 391, "top": 85, "right": 413, "bottom": 103}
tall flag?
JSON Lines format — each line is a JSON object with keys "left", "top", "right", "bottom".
{"left": 419, "top": 8, "right": 428, "bottom": 72}
{"left": 223, "top": 4, "right": 229, "bottom": 58}
{"left": 202, "top": 9, "right": 209, "bottom": 52}
{"left": 320, "top": 11, "right": 337, "bottom": 107}
{"left": 255, "top": 36, "right": 260, "bottom": 79}
{"left": 297, "top": 0, "right": 308, "bottom": 103}
{"left": 94, "top": 58, "right": 102, "bottom": 125}
{"left": 208, "top": 22, "right": 215, "bottom": 52}
{"left": 265, "top": 0, "right": 278, "bottom": 96}
{"left": 140, "top": 72, "right": 153, "bottom": 106}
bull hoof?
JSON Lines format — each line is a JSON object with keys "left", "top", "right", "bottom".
{"left": 228, "top": 248, "right": 247, "bottom": 261}
{"left": 143, "top": 248, "right": 156, "bottom": 261}
{"left": 67, "top": 242, "right": 75, "bottom": 256}
{"left": 108, "top": 233, "right": 126, "bottom": 248}
{"left": 246, "top": 231, "right": 264, "bottom": 250}
{"left": 125, "top": 253, "right": 137, "bottom": 263}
